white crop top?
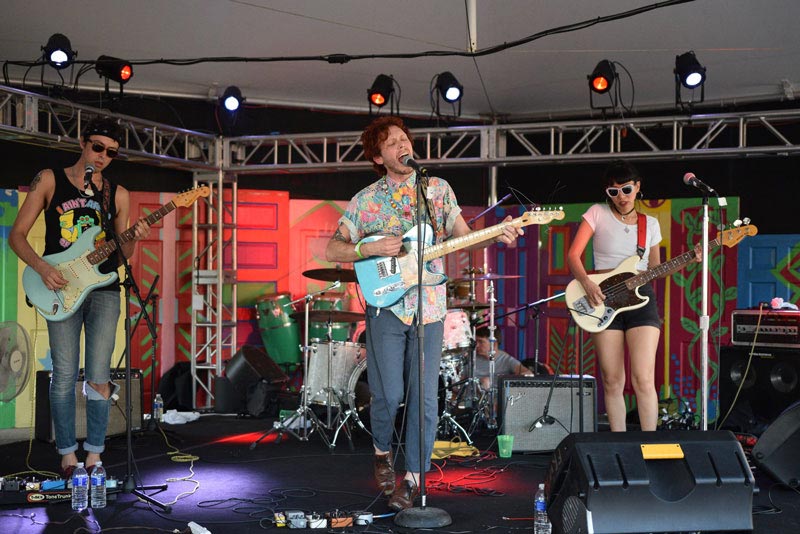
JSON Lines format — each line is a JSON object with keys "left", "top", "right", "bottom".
{"left": 582, "top": 203, "right": 662, "bottom": 271}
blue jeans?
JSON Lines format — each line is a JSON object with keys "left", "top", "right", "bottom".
{"left": 365, "top": 306, "right": 443, "bottom": 473}
{"left": 47, "top": 289, "right": 120, "bottom": 455}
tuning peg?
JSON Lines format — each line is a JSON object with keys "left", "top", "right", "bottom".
{"left": 732, "top": 219, "right": 742, "bottom": 227}
{"left": 742, "top": 217, "right": 751, "bottom": 225}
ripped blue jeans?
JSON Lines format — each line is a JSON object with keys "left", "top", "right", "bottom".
{"left": 46, "top": 289, "right": 120, "bottom": 455}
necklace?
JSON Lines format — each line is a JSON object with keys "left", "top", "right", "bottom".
{"left": 613, "top": 205, "right": 636, "bottom": 222}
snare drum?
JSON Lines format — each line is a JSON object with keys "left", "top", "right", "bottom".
{"left": 309, "top": 294, "right": 350, "bottom": 342}
{"left": 442, "top": 309, "right": 473, "bottom": 355}
{"left": 305, "top": 341, "right": 366, "bottom": 405}
{"left": 256, "top": 293, "right": 301, "bottom": 365}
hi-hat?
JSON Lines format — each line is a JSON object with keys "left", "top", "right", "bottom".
{"left": 302, "top": 268, "right": 357, "bottom": 283}
{"left": 451, "top": 273, "right": 522, "bottom": 284}
{"left": 291, "top": 310, "right": 365, "bottom": 323}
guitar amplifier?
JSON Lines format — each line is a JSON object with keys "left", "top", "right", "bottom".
{"left": 732, "top": 309, "right": 800, "bottom": 349}
{"left": 499, "top": 375, "right": 597, "bottom": 452}
{"left": 35, "top": 369, "right": 143, "bottom": 442}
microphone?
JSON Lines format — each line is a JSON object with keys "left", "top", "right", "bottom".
{"left": 83, "top": 164, "right": 95, "bottom": 197}
{"left": 400, "top": 155, "right": 427, "bottom": 175}
{"left": 683, "top": 172, "right": 716, "bottom": 196}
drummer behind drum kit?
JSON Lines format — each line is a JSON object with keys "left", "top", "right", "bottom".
{"left": 249, "top": 266, "right": 524, "bottom": 449}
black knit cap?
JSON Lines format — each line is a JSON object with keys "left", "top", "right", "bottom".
{"left": 82, "top": 117, "right": 124, "bottom": 145}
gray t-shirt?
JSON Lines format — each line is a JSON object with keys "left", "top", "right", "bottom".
{"left": 474, "top": 349, "right": 520, "bottom": 377}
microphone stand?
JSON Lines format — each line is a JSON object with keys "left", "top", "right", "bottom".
{"left": 699, "top": 193, "right": 711, "bottom": 430}
{"left": 394, "top": 169, "right": 451, "bottom": 529}
{"left": 93, "top": 182, "right": 171, "bottom": 511}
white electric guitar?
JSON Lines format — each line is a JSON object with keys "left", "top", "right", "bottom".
{"left": 566, "top": 223, "right": 758, "bottom": 333}
{"left": 355, "top": 208, "right": 564, "bottom": 308}
{"left": 23, "top": 186, "right": 210, "bottom": 321}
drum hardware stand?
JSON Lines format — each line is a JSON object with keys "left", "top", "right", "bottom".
{"left": 319, "top": 321, "right": 357, "bottom": 451}
{"left": 250, "top": 283, "right": 340, "bottom": 449}
{"left": 468, "top": 281, "right": 499, "bottom": 435}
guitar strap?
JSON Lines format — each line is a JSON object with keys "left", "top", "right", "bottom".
{"left": 636, "top": 212, "right": 647, "bottom": 258}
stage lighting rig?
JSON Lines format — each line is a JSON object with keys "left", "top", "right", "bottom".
{"left": 367, "top": 74, "right": 398, "bottom": 115}
{"left": 588, "top": 59, "right": 619, "bottom": 112}
{"left": 42, "top": 33, "right": 75, "bottom": 70}
{"left": 674, "top": 51, "right": 706, "bottom": 108}
{"left": 431, "top": 71, "right": 463, "bottom": 118}
{"left": 221, "top": 86, "right": 244, "bottom": 112}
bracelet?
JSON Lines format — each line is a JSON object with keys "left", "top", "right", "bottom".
{"left": 354, "top": 240, "right": 365, "bottom": 259}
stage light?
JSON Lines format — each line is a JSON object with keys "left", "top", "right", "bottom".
{"left": 588, "top": 60, "right": 616, "bottom": 94}
{"left": 368, "top": 74, "right": 394, "bottom": 108}
{"left": 435, "top": 71, "right": 463, "bottom": 103}
{"left": 42, "top": 33, "right": 75, "bottom": 70}
{"left": 221, "top": 86, "right": 244, "bottom": 111}
{"left": 675, "top": 51, "right": 706, "bottom": 89}
{"left": 96, "top": 55, "right": 134, "bottom": 84}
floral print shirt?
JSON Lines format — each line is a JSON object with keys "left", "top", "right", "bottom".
{"left": 339, "top": 173, "right": 462, "bottom": 325}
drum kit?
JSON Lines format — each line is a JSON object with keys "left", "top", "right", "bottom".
{"left": 251, "top": 269, "right": 369, "bottom": 450}
{"left": 249, "top": 265, "right": 522, "bottom": 449}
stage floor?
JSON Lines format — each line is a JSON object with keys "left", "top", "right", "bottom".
{"left": 0, "top": 412, "right": 797, "bottom": 533}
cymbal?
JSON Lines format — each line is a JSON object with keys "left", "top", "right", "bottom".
{"left": 450, "top": 273, "right": 523, "bottom": 284}
{"left": 302, "top": 268, "right": 357, "bottom": 283}
{"left": 448, "top": 302, "right": 490, "bottom": 312}
{"left": 291, "top": 310, "right": 365, "bottom": 323}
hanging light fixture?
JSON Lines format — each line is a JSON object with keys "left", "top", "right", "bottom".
{"left": 674, "top": 51, "right": 707, "bottom": 107}
{"left": 221, "top": 86, "right": 244, "bottom": 112}
{"left": 368, "top": 74, "right": 394, "bottom": 107}
{"left": 42, "top": 33, "right": 75, "bottom": 70}
{"left": 588, "top": 60, "right": 616, "bottom": 95}
{"left": 96, "top": 55, "right": 134, "bottom": 85}
{"left": 435, "top": 71, "right": 463, "bottom": 103}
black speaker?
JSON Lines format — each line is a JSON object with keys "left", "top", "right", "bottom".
{"left": 719, "top": 345, "right": 800, "bottom": 433}
{"left": 753, "top": 401, "right": 800, "bottom": 487}
{"left": 35, "top": 369, "right": 143, "bottom": 442}
{"left": 499, "top": 375, "right": 596, "bottom": 452}
{"left": 545, "top": 430, "right": 754, "bottom": 534}
{"left": 225, "top": 345, "right": 288, "bottom": 394}
{"left": 213, "top": 375, "right": 245, "bottom": 414}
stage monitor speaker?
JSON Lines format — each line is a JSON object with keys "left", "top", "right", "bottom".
{"left": 545, "top": 430, "right": 754, "bottom": 534}
{"left": 752, "top": 401, "right": 800, "bottom": 487}
{"left": 719, "top": 345, "right": 800, "bottom": 433}
{"left": 499, "top": 375, "right": 596, "bottom": 453}
{"left": 35, "top": 369, "right": 143, "bottom": 443}
{"left": 225, "top": 345, "right": 288, "bottom": 394}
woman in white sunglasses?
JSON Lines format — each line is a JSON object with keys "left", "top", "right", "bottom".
{"left": 566, "top": 160, "right": 662, "bottom": 432}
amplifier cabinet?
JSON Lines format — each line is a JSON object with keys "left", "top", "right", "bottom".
{"left": 35, "top": 369, "right": 144, "bottom": 443}
{"left": 732, "top": 309, "right": 800, "bottom": 349}
{"left": 499, "top": 375, "right": 596, "bottom": 453}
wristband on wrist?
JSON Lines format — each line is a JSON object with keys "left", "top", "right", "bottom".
{"left": 354, "top": 240, "right": 365, "bottom": 259}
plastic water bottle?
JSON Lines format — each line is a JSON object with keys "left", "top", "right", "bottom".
{"left": 90, "top": 461, "right": 107, "bottom": 509}
{"left": 534, "top": 483, "right": 551, "bottom": 534}
{"left": 71, "top": 462, "right": 88, "bottom": 511}
{"left": 153, "top": 393, "right": 164, "bottom": 422}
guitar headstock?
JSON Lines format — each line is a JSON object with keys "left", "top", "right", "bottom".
{"left": 719, "top": 222, "right": 758, "bottom": 247}
{"left": 174, "top": 186, "right": 211, "bottom": 207}
{"left": 520, "top": 208, "right": 565, "bottom": 226}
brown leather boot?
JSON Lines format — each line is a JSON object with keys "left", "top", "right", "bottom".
{"left": 374, "top": 451, "right": 396, "bottom": 495}
{"left": 388, "top": 479, "right": 419, "bottom": 511}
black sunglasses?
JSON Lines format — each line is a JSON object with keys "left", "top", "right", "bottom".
{"left": 90, "top": 142, "right": 119, "bottom": 159}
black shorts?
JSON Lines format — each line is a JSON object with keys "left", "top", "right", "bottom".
{"left": 606, "top": 283, "right": 662, "bottom": 331}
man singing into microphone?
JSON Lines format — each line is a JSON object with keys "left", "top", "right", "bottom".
{"left": 326, "top": 116, "right": 522, "bottom": 511}
{"left": 10, "top": 117, "right": 150, "bottom": 479}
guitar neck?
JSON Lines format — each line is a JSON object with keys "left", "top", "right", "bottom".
{"left": 422, "top": 218, "right": 517, "bottom": 261}
{"left": 87, "top": 201, "right": 177, "bottom": 265}
{"left": 627, "top": 236, "right": 721, "bottom": 288}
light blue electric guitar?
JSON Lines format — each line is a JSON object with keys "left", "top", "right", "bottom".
{"left": 354, "top": 209, "right": 564, "bottom": 308}
{"left": 23, "top": 186, "right": 210, "bottom": 321}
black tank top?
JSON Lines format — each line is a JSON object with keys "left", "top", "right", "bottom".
{"left": 44, "top": 168, "right": 121, "bottom": 284}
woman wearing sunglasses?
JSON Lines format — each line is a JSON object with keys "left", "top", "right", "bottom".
{"left": 566, "top": 160, "right": 662, "bottom": 432}
{"left": 10, "top": 117, "right": 151, "bottom": 478}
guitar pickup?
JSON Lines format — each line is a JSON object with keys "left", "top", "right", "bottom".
{"left": 573, "top": 297, "right": 595, "bottom": 315}
{"left": 375, "top": 257, "right": 397, "bottom": 279}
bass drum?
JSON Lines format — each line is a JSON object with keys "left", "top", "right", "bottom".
{"left": 346, "top": 358, "right": 373, "bottom": 435}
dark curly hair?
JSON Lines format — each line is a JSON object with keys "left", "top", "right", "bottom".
{"left": 361, "top": 116, "right": 413, "bottom": 176}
